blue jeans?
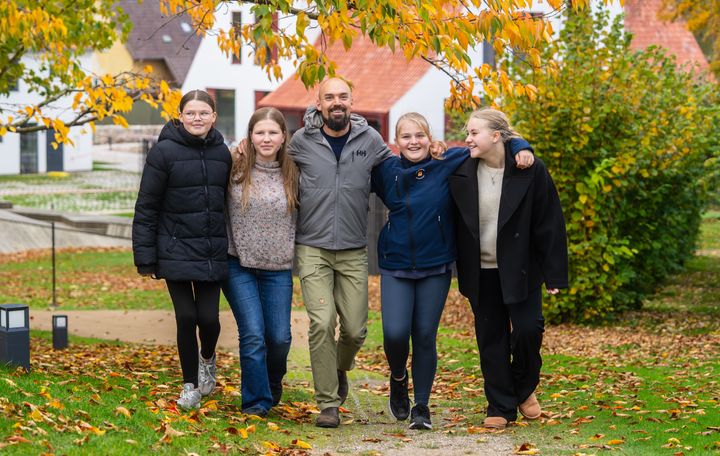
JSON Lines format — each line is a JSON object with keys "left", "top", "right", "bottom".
{"left": 381, "top": 271, "right": 451, "bottom": 406}
{"left": 222, "top": 257, "right": 293, "bottom": 412}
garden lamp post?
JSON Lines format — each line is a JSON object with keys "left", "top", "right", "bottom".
{"left": 0, "top": 304, "right": 30, "bottom": 371}
{"left": 52, "top": 315, "right": 68, "bottom": 349}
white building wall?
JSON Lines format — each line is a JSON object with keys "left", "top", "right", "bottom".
{"left": 0, "top": 54, "right": 95, "bottom": 174}
{"left": 182, "top": 5, "right": 321, "bottom": 143}
{"left": 63, "top": 128, "right": 94, "bottom": 172}
{"left": 389, "top": 69, "right": 451, "bottom": 142}
{"left": 0, "top": 133, "right": 20, "bottom": 175}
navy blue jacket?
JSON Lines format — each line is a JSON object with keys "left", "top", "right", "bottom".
{"left": 371, "top": 139, "right": 531, "bottom": 271}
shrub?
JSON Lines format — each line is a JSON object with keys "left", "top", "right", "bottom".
{"left": 501, "top": 8, "right": 720, "bottom": 322}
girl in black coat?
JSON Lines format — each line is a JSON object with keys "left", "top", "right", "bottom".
{"left": 449, "top": 108, "right": 568, "bottom": 429}
{"left": 132, "top": 90, "right": 232, "bottom": 410}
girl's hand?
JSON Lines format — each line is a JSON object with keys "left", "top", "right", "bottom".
{"left": 547, "top": 288, "right": 559, "bottom": 295}
{"left": 231, "top": 138, "right": 249, "bottom": 157}
{"left": 429, "top": 140, "right": 447, "bottom": 159}
{"left": 515, "top": 150, "right": 534, "bottom": 169}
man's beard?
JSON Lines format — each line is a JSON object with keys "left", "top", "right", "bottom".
{"left": 323, "top": 108, "right": 350, "bottom": 132}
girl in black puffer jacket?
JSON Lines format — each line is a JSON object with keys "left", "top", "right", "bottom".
{"left": 132, "top": 90, "right": 231, "bottom": 410}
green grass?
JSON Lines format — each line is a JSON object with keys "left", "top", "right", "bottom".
{"left": 700, "top": 210, "right": 720, "bottom": 251}
{"left": 0, "top": 215, "right": 719, "bottom": 454}
{"left": 0, "top": 250, "right": 173, "bottom": 310}
{"left": 3, "top": 191, "right": 137, "bottom": 213}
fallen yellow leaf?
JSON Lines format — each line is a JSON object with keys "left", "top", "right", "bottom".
{"left": 292, "top": 439, "right": 312, "bottom": 449}
{"left": 115, "top": 406, "right": 132, "bottom": 418}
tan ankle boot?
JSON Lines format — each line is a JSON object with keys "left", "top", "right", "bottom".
{"left": 483, "top": 416, "right": 508, "bottom": 429}
{"left": 519, "top": 393, "right": 541, "bottom": 420}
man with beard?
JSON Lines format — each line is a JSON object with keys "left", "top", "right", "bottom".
{"left": 289, "top": 77, "right": 393, "bottom": 428}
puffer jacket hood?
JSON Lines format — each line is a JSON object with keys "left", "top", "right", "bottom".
{"left": 158, "top": 120, "right": 226, "bottom": 148}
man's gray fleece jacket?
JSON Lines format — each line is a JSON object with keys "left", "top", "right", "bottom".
{"left": 288, "top": 107, "right": 392, "bottom": 250}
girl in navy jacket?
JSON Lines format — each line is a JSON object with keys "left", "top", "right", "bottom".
{"left": 371, "top": 112, "right": 532, "bottom": 430}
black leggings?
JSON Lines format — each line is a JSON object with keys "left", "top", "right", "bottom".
{"left": 166, "top": 280, "right": 221, "bottom": 387}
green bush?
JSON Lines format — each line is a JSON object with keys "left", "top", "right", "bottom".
{"left": 501, "top": 9, "right": 720, "bottom": 322}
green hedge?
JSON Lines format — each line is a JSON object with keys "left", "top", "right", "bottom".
{"left": 502, "top": 9, "right": 720, "bottom": 322}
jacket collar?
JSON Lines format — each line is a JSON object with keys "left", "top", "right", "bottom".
{"left": 449, "top": 143, "right": 533, "bottom": 235}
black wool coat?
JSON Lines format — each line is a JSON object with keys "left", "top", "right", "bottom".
{"left": 448, "top": 144, "right": 569, "bottom": 304}
{"left": 132, "top": 121, "right": 232, "bottom": 282}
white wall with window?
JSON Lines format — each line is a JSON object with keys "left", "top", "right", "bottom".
{"left": 181, "top": 5, "right": 321, "bottom": 144}
{"left": 0, "top": 55, "right": 94, "bottom": 175}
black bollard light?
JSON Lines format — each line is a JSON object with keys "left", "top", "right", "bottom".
{"left": 0, "top": 304, "right": 30, "bottom": 371}
{"left": 52, "top": 315, "right": 68, "bottom": 349}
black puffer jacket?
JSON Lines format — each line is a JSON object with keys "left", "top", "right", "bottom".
{"left": 132, "top": 121, "right": 232, "bottom": 282}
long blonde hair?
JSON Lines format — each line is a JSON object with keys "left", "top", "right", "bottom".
{"left": 230, "top": 107, "right": 299, "bottom": 212}
{"left": 466, "top": 108, "right": 521, "bottom": 142}
{"left": 395, "top": 112, "right": 447, "bottom": 160}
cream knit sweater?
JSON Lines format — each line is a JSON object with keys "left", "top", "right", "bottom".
{"left": 226, "top": 160, "right": 296, "bottom": 270}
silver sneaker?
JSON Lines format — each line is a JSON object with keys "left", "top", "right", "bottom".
{"left": 198, "top": 352, "right": 217, "bottom": 396}
{"left": 177, "top": 383, "right": 201, "bottom": 410}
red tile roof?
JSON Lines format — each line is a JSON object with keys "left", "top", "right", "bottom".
{"left": 258, "top": 36, "right": 432, "bottom": 114}
{"left": 624, "top": 0, "right": 710, "bottom": 72}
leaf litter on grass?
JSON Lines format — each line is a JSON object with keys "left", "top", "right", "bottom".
{"left": 0, "top": 337, "right": 323, "bottom": 455}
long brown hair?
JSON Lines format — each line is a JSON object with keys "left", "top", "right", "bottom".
{"left": 230, "top": 107, "right": 299, "bottom": 212}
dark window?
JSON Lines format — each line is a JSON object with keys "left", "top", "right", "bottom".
{"left": 363, "top": 113, "right": 389, "bottom": 141}
{"left": 232, "top": 12, "right": 242, "bottom": 64}
{"left": 20, "top": 130, "right": 39, "bottom": 174}
{"left": 213, "top": 89, "right": 236, "bottom": 144}
{"left": 254, "top": 90, "right": 270, "bottom": 108}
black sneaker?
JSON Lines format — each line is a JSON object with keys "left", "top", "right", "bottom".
{"left": 270, "top": 382, "right": 283, "bottom": 406}
{"left": 409, "top": 404, "right": 432, "bottom": 430}
{"left": 337, "top": 370, "right": 349, "bottom": 405}
{"left": 388, "top": 373, "right": 410, "bottom": 420}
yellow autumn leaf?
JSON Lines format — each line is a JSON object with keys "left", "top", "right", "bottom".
{"left": 115, "top": 406, "right": 132, "bottom": 418}
{"left": 203, "top": 400, "right": 219, "bottom": 410}
{"left": 267, "top": 422, "right": 279, "bottom": 431}
{"left": 88, "top": 426, "right": 106, "bottom": 436}
{"left": 292, "top": 439, "right": 312, "bottom": 449}
{"left": 163, "top": 425, "right": 184, "bottom": 437}
{"left": 607, "top": 439, "right": 625, "bottom": 445}
{"left": 29, "top": 409, "right": 45, "bottom": 422}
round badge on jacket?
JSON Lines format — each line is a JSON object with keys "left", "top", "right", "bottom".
{"left": 415, "top": 169, "right": 426, "bottom": 180}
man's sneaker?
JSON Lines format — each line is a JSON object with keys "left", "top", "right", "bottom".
{"left": 177, "top": 383, "right": 202, "bottom": 410}
{"left": 388, "top": 373, "right": 410, "bottom": 420}
{"left": 337, "top": 370, "right": 349, "bottom": 405}
{"left": 409, "top": 404, "right": 432, "bottom": 430}
{"left": 270, "top": 382, "right": 283, "bottom": 407}
{"left": 316, "top": 406, "right": 340, "bottom": 428}
{"left": 198, "top": 352, "right": 217, "bottom": 397}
